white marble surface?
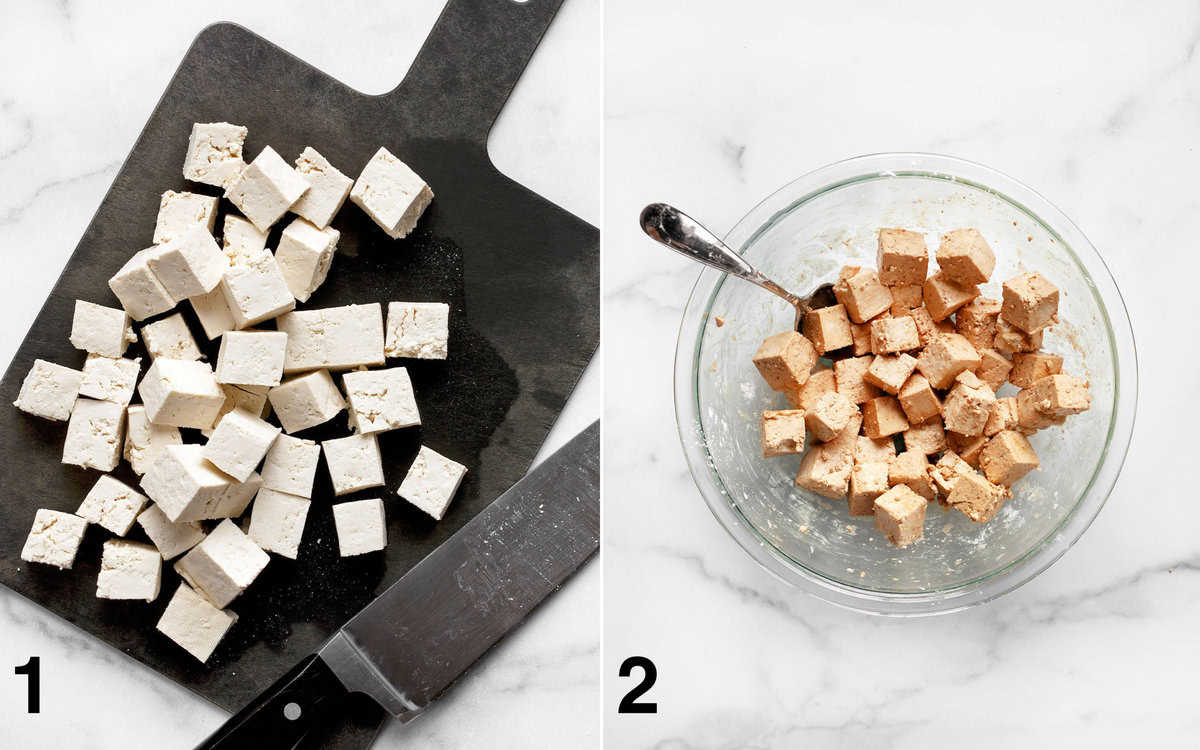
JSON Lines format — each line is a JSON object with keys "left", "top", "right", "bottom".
{"left": 605, "top": 1, "right": 1194, "bottom": 747}
{"left": 0, "top": 0, "right": 599, "bottom": 747}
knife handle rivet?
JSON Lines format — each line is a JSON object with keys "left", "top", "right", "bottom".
{"left": 283, "top": 702, "right": 302, "bottom": 721}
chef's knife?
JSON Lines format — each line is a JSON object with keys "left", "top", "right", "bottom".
{"left": 196, "top": 420, "right": 600, "bottom": 749}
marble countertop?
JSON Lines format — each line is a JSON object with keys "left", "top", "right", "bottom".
{"left": 0, "top": 0, "right": 599, "bottom": 747}
{"left": 604, "top": 0, "right": 1194, "bottom": 747}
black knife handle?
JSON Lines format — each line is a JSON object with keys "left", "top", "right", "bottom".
{"left": 195, "top": 654, "right": 351, "bottom": 750}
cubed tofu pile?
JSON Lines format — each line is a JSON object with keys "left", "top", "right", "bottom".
{"left": 11, "top": 122, "right": 468, "bottom": 663}
{"left": 754, "top": 227, "right": 1091, "bottom": 548}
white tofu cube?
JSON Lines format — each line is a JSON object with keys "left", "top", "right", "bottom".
{"left": 224, "top": 146, "right": 309, "bottom": 232}
{"left": 276, "top": 304, "right": 384, "bottom": 373}
{"left": 203, "top": 383, "right": 271, "bottom": 438}
{"left": 260, "top": 434, "right": 320, "bottom": 498}
{"left": 322, "top": 433, "right": 385, "bottom": 496}
{"left": 350, "top": 147, "right": 433, "bottom": 239}
{"left": 70, "top": 300, "right": 135, "bottom": 358}
{"left": 152, "top": 190, "right": 219, "bottom": 245}
{"left": 141, "top": 313, "right": 202, "bottom": 360}
{"left": 397, "top": 445, "right": 467, "bottom": 521}
{"left": 136, "top": 503, "right": 204, "bottom": 560}
{"left": 267, "top": 370, "right": 345, "bottom": 434}
{"left": 182, "top": 122, "right": 247, "bottom": 189}
{"left": 275, "top": 217, "right": 339, "bottom": 303}
{"left": 219, "top": 251, "right": 296, "bottom": 329}
{"left": 78, "top": 354, "right": 141, "bottom": 405}
{"left": 13, "top": 359, "right": 82, "bottom": 421}
{"left": 384, "top": 302, "right": 449, "bottom": 360}
{"left": 96, "top": 540, "right": 161, "bottom": 601}
{"left": 156, "top": 583, "right": 238, "bottom": 662}
{"left": 175, "top": 519, "right": 269, "bottom": 608}
{"left": 146, "top": 227, "right": 225, "bottom": 301}
{"left": 248, "top": 488, "right": 310, "bottom": 559}
{"left": 109, "top": 249, "right": 176, "bottom": 321}
{"left": 138, "top": 359, "right": 225, "bottom": 428}
{"left": 62, "top": 398, "right": 125, "bottom": 471}
{"left": 76, "top": 474, "right": 147, "bottom": 535}
{"left": 221, "top": 214, "right": 268, "bottom": 267}
{"left": 215, "top": 330, "right": 287, "bottom": 387}
{"left": 332, "top": 498, "right": 386, "bottom": 556}
{"left": 124, "top": 405, "right": 183, "bottom": 475}
{"left": 20, "top": 509, "right": 88, "bottom": 569}
{"left": 292, "top": 147, "right": 353, "bottom": 229}
{"left": 141, "top": 444, "right": 260, "bottom": 522}
{"left": 203, "top": 409, "right": 280, "bottom": 482}
{"left": 343, "top": 367, "right": 420, "bottom": 434}
{"left": 189, "top": 286, "right": 236, "bottom": 340}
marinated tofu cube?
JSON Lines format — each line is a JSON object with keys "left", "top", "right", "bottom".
{"left": 788, "top": 367, "right": 835, "bottom": 410}
{"left": 203, "top": 409, "right": 281, "bottom": 482}
{"left": 62, "top": 398, "right": 125, "bottom": 471}
{"left": 849, "top": 321, "right": 872, "bottom": 356}
{"left": 834, "top": 356, "right": 879, "bottom": 405}
{"left": 752, "top": 330, "right": 817, "bottom": 392}
{"left": 384, "top": 301, "right": 451, "bottom": 360}
{"left": 13, "top": 359, "right": 82, "bottom": 421}
{"left": 77, "top": 474, "right": 147, "bottom": 535}
{"left": 984, "top": 397, "right": 1019, "bottom": 437}
{"left": 96, "top": 540, "right": 161, "bottom": 601}
{"left": 947, "top": 430, "right": 988, "bottom": 467}
{"left": 993, "top": 316, "right": 1044, "bottom": 354}
{"left": 946, "top": 471, "right": 1009, "bottom": 522}
{"left": 152, "top": 191, "right": 219, "bottom": 245}
{"left": 268, "top": 370, "right": 346, "bottom": 434}
{"left": 936, "top": 228, "right": 995, "bottom": 285}
{"left": 20, "top": 509, "right": 88, "bottom": 569}
{"left": 833, "top": 266, "right": 891, "bottom": 323}
{"left": 888, "top": 449, "right": 934, "bottom": 501}
{"left": 869, "top": 315, "right": 920, "bottom": 355}
{"left": 942, "top": 371, "right": 997, "bottom": 437}
{"left": 109, "top": 249, "right": 177, "bottom": 321}
{"left": 137, "top": 504, "right": 204, "bottom": 560}
{"left": 980, "top": 430, "right": 1040, "bottom": 486}
{"left": 897, "top": 373, "right": 941, "bottom": 425}
{"left": 182, "top": 122, "right": 248, "bottom": 189}
{"left": 795, "top": 415, "right": 859, "bottom": 499}
{"left": 863, "top": 396, "right": 909, "bottom": 439}
{"left": 71, "top": 300, "right": 135, "bottom": 358}
{"left": 248, "top": 488, "right": 311, "bottom": 559}
{"left": 397, "top": 445, "right": 469, "bottom": 520}
{"left": 876, "top": 228, "right": 928, "bottom": 286}
{"left": 853, "top": 435, "right": 896, "bottom": 465}
{"left": 874, "top": 485, "right": 927, "bottom": 547}
{"left": 138, "top": 359, "right": 225, "bottom": 429}
{"left": 79, "top": 354, "right": 141, "bottom": 405}
{"left": 275, "top": 217, "right": 340, "bottom": 303}
{"left": 219, "top": 251, "right": 296, "bottom": 329}
{"left": 864, "top": 353, "right": 918, "bottom": 395}
{"left": 761, "top": 409, "right": 807, "bottom": 457}
{"left": 332, "top": 498, "right": 387, "bottom": 556}
{"left": 923, "top": 272, "right": 979, "bottom": 321}
{"left": 889, "top": 284, "right": 923, "bottom": 315}
{"left": 260, "top": 434, "right": 321, "bottom": 499}
{"left": 292, "top": 147, "right": 354, "bottom": 229}
{"left": 903, "top": 417, "right": 946, "bottom": 455}
{"left": 955, "top": 297, "right": 1001, "bottom": 351}
{"left": 156, "top": 583, "right": 238, "bottom": 662}
{"left": 1009, "top": 351, "right": 1064, "bottom": 388}
{"left": 802, "top": 304, "right": 854, "bottom": 354}
{"left": 322, "top": 433, "right": 385, "bottom": 496}
{"left": 175, "top": 519, "right": 269, "bottom": 608}
{"left": 909, "top": 305, "right": 954, "bottom": 347}
{"left": 976, "top": 348, "right": 1012, "bottom": 391}
{"left": 930, "top": 451, "right": 975, "bottom": 500}
{"left": 916, "top": 333, "right": 981, "bottom": 389}
{"left": 146, "top": 226, "right": 225, "bottom": 300}
{"left": 806, "top": 391, "right": 859, "bottom": 442}
{"left": 1001, "top": 272, "right": 1059, "bottom": 333}
{"left": 224, "top": 145, "right": 310, "bottom": 232}
{"left": 849, "top": 461, "right": 890, "bottom": 516}
{"left": 1022, "top": 373, "right": 1091, "bottom": 416}
{"left": 215, "top": 330, "right": 288, "bottom": 388}
{"left": 350, "top": 147, "right": 434, "bottom": 239}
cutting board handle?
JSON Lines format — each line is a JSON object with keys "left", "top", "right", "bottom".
{"left": 392, "top": 0, "right": 565, "bottom": 144}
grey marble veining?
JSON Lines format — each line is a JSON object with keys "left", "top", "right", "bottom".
{"left": 0, "top": 0, "right": 600, "bottom": 747}
{"left": 604, "top": 1, "right": 1194, "bottom": 747}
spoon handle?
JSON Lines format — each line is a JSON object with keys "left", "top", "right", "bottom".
{"left": 639, "top": 203, "right": 805, "bottom": 309}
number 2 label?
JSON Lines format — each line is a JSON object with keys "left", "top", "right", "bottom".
{"left": 617, "top": 656, "right": 657, "bottom": 714}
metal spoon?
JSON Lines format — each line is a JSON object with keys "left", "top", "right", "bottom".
{"left": 639, "top": 202, "right": 836, "bottom": 331}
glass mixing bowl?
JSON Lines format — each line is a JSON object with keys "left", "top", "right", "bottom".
{"left": 674, "top": 153, "right": 1137, "bottom": 616}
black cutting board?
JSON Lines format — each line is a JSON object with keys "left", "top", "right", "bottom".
{"left": 0, "top": 1, "right": 597, "bottom": 747}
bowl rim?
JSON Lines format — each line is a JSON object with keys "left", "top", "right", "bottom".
{"left": 672, "top": 151, "right": 1139, "bottom": 617}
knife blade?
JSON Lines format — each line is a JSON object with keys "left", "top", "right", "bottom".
{"left": 196, "top": 420, "right": 600, "bottom": 749}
